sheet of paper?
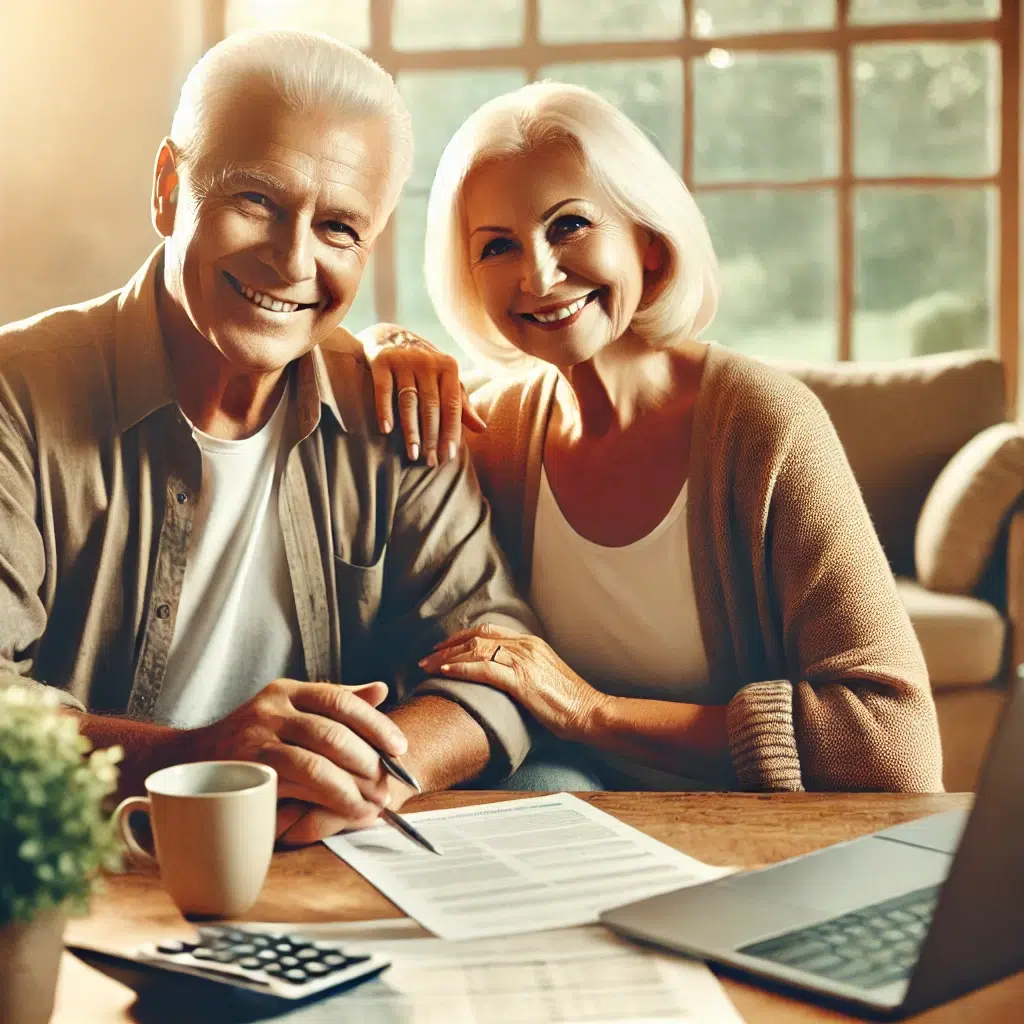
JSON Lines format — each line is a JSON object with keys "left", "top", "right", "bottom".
{"left": 323, "top": 793, "right": 731, "bottom": 940}
{"left": 246, "top": 920, "right": 746, "bottom": 1024}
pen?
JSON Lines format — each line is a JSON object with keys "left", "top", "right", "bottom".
{"left": 380, "top": 807, "right": 442, "bottom": 856}
{"left": 376, "top": 748, "right": 422, "bottom": 793}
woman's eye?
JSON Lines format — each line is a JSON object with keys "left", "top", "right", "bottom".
{"left": 480, "top": 237, "right": 515, "bottom": 260}
{"left": 549, "top": 214, "right": 590, "bottom": 241}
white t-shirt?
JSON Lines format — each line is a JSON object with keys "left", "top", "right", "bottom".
{"left": 153, "top": 391, "right": 301, "bottom": 729}
{"left": 529, "top": 465, "right": 713, "bottom": 788}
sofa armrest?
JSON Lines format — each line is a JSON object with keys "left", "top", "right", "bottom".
{"left": 1008, "top": 502, "right": 1024, "bottom": 675}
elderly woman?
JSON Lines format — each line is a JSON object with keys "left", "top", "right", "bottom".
{"left": 362, "top": 82, "right": 942, "bottom": 793}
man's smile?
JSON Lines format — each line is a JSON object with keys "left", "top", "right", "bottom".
{"left": 223, "top": 271, "right": 323, "bottom": 314}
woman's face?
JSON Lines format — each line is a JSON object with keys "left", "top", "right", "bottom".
{"left": 461, "top": 143, "right": 661, "bottom": 368}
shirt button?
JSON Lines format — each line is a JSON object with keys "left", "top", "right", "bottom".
{"left": 176, "top": 491, "right": 189, "bottom": 504}
{"left": 155, "top": 604, "right": 171, "bottom": 620}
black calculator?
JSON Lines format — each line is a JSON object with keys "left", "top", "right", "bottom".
{"left": 68, "top": 925, "right": 390, "bottom": 1013}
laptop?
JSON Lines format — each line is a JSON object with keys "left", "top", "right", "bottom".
{"left": 601, "top": 676, "right": 1024, "bottom": 1019}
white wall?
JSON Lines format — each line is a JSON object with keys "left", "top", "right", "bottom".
{"left": 0, "top": 0, "right": 204, "bottom": 325}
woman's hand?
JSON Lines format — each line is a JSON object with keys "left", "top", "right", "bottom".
{"left": 357, "top": 322, "right": 487, "bottom": 467}
{"left": 417, "top": 623, "right": 609, "bottom": 742}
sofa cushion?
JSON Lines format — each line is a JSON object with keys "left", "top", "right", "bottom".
{"left": 896, "top": 577, "right": 1006, "bottom": 687}
{"left": 915, "top": 423, "right": 1024, "bottom": 595}
{"left": 780, "top": 351, "right": 1006, "bottom": 576}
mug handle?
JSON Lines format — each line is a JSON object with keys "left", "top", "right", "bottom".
{"left": 113, "top": 795, "right": 158, "bottom": 868}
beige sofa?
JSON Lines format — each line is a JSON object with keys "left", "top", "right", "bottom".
{"left": 783, "top": 350, "right": 1023, "bottom": 690}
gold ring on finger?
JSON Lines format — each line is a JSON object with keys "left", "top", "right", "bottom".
{"left": 398, "top": 386, "right": 418, "bottom": 400}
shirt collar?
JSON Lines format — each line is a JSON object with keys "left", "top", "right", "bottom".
{"left": 113, "top": 244, "right": 345, "bottom": 435}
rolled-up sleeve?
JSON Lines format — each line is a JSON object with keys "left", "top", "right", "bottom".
{"left": 379, "top": 441, "right": 540, "bottom": 777}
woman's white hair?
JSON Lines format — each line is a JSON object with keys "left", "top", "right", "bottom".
{"left": 425, "top": 81, "right": 719, "bottom": 369}
{"left": 169, "top": 28, "right": 413, "bottom": 218}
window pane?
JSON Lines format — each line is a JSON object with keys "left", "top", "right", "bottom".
{"left": 698, "top": 189, "right": 837, "bottom": 360}
{"left": 396, "top": 69, "right": 527, "bottom": 359}
{"left": 694, "top": 52, "right": 836, "bottom": 183}
{"left": 342, "top": 256, "right": 376, "bottom": 335}
{"left": 540, "top": 0, "right": 683, "bottom": 43}
{"left": 393, "top": 0, "right": 523, "bottom": 51}
{"left": 854, "top": 43, "right": 999, "bottom": 177}
{"left": 850, "top": 0, "right": 998, "bottom": 25}
{"left": 854, "top": 188, "right": 994, "bottom": 360}
{"left": 540, "top": 60, "right": 683, "bottom": 171}
{"left": 225, "top": 0, "right": 370, "bottom": 49}
{"left": 692, "top": 1, "right": 834, "bottom": 37}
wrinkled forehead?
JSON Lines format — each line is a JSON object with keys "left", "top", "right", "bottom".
{"left": 189, "top": 90, "right": 394, "bottom": 217}
{"left": 461, "top": 142, "right": 597, "bottom": 226}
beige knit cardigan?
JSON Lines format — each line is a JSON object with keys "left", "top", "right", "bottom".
{"left": 467, "top": 344, "right": 943, "bottom": 792}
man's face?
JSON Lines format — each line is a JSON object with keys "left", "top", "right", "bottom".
{"left": 160, "top": 94, "right": 392, "bottom": 372}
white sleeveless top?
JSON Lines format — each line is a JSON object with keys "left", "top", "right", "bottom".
{"left": 529, "top": 465, "right": 714, "bottom": 788}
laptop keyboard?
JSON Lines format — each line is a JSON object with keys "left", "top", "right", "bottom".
{"left": 738, "top": 884, "right": 941, "bottom": 991}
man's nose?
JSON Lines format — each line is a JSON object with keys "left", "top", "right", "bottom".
{"left": 521, "top": 242, "right": 565, "bottom": 297}
{"left": 269, "top": 219, "right": 316, "bottom": 284}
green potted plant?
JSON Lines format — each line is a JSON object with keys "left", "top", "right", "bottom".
{"left": 0, "top": 685, "right": 122, "bottom": 1024}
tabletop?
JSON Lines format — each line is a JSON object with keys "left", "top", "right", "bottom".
{"left": 56, "top": 790, "right": 1024, "bottom": 1023}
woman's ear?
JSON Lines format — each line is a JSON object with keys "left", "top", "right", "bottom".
{"left": 641, "top": 232, "right": 670, "bottom": 299}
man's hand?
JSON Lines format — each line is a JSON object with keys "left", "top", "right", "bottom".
{"left": 186, "top": 679, "right": 406, "bottom": 838}
{"left": 357, "top": 323, "right": 487, "bottom": 467}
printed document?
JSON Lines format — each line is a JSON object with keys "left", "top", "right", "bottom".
{"left": 251, "top": 920, "right": 746, "bottom": 1023}
{"left": 323, "top": 793, "right": 730, "bottom": 940}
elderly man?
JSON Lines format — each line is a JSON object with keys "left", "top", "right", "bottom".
{"left": 0, "top": 29, "right": 535, "bottom": 846}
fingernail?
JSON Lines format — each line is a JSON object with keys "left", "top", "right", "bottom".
{"left": 382, "top": 419, "right": 392, "bottom": 434}
{"left": 418, "top": 658, "right": 428, "bottom": 667}
{"left": 426, "top": 449, "right": 437, "bottom": 468}
{"left": 440, "top": 664, "right": 451, "bottom": 673}
{"left": 409, "top": 443, "right": 419, "bottom": 461}
{"left": 447, "top": 441, "right": 457, "bottom": 462}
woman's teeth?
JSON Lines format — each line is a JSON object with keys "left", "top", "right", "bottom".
{"left": 530, "top": 293, "right": 591, "bottom": 323}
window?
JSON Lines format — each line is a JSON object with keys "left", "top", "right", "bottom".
{"left": 219, "top": 0, "right": 1018, "bottom": 394}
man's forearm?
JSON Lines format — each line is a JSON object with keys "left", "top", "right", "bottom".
{"left": 387, "top": 693, "right": 491, "bottom": 802}
{"left": 70, "top": 711, "right": 196, "bottom": 799}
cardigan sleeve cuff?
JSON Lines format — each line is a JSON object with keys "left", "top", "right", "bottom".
{"left": 726, "top": 680, "right": 804, "bottom": 791}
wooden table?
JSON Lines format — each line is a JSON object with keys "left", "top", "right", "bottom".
{"left": 56, "top": 791, "right": 1023, "bottom": 1023}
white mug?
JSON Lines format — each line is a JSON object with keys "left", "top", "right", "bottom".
{"left": 113, "top": 761, "right": 277, "bottom": 918}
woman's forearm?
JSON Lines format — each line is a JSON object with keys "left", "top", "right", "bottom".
{"left": 579, "top": 694, "right": 732, "bottom": 780}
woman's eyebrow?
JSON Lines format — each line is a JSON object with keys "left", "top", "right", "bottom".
{"left": 470, "top": 197, "right": 586, "bottom": 237}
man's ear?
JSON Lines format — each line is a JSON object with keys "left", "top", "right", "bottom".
{"left": 152, "top": 140, "right": 180, "bottom": 238}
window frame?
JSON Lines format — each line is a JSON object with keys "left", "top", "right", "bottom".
{"left": 206, "top": 0, "right": 1020, "bottom": 409}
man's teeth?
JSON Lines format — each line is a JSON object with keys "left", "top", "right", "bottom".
{"left": 532, "top": 294, "right": 589, "bottom": 323}
{"left": 240, "top": 281, "right": 299, "bottom": 313}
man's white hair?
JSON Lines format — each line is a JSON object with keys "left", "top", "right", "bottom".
{"left": 425, "top": 81, "right": 719, "bottom": 369}
{"left": 169, "top": 28, "right": 413, "bottom": 217}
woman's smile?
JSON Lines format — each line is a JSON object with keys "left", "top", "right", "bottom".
{"left": 518, "top": 289, "right": 601, "bottom": 331}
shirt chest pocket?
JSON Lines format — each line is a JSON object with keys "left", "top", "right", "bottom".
{"left": 333, "top": 548, "right": 387, "bottom": 677}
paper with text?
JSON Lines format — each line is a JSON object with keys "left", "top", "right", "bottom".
{"left": 322, "top": 793, "right": 730, "bottom": 940}
{"left": 249, "top": 921, "right": 745, "bottom": 1024}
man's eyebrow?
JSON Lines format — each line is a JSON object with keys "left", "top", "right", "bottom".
{"left": 215, "top": 167, "right": 292, "bottom": 194}
{"left": 322, "top": 205, "right": 372, "bottom": 232}
{"left": 470, "top": 198, "right": 586, "bottom": 237}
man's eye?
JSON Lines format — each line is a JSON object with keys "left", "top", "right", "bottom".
{"left": 480, "top": 237, "right": 515, "bottom": 260}
{"left": 325, "top": 221, "right": 359, "bottom": 241}
{"left": 240, "top": 192, "right": 272, "bottom": 209}
{"left": 549, "top": 214, "right": 589, "bottom": 242}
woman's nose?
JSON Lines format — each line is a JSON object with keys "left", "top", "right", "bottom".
{"left": 521, "top": 244, "right": 566, "bottom": 297}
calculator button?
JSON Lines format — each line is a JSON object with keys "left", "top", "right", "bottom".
{"left": 257, "top": 949, "right": 278, "bottom": 962}
{"left": 296, "top": 948, "right": 319, "bottom": 961}
{"left": 229, "top": 944, "right": 257, "bottom": 957}
{"left": 304, "top": 962, "right": 329, "bottom": 977}
{"left": 237, "top": 956, "right": 263, "bottom": 970}
{"left": 156, "top": 941, "right": 190, "bottom": 954}
{"left": 279, "top": 956, "right": 299, "bottom": 968}
{"left": 250, "top": 935, "right": 271, "bottom": 948}
{"left": 262, "top": 962, "right": 283, "bottom": 976}
{"left": 191, "top": 948, "right": 217, "bottom": 960}
{"left": 282, "top": 969, "right": 308, "bottom": 984}
{"left": 274, "top": 943, "right": 294, "bottom": 954}
{"left": 322, "top": 953, "right": 349, "bottom": 968}
{"left": 211, "top": 950, "right": 237, "bottom": 963}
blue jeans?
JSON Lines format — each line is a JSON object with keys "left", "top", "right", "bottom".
{"left": 498, "top": 738, "right": 606, "bottom": 792}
